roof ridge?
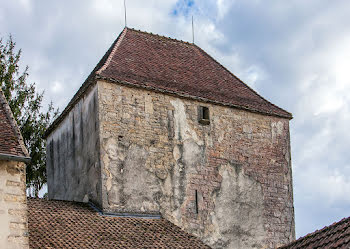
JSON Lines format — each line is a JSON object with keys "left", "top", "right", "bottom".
{"left": 97, "top": 27, "right": 128, "bottom": 75}
{"left": 0, "top": 89, "right": 29, "bottom": 159}
{"left": 279, "top": 216, "right": 350, "bottom": 248}
{"left": 193, "top": 44, "right": 293, "bottom": 119}
{"left": 126, "top": 27, "right": 194, "bottom": 46}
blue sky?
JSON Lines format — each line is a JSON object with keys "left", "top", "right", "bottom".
{"left": 1, "top": 0, "right": 350, "bottom": 239}
{"left": 172, "top": 0, "right": 195, "bottom": 16}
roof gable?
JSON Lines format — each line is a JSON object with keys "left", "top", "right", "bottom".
{"left": 0, "top": 90, "right": 29, "bottom": 161}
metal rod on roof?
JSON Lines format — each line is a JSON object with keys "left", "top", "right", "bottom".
{"left": 192, "top": 16, "right": 194, "bottom": 44}
{"left": 124, "top": 0, "right": 127, "bottom": 27}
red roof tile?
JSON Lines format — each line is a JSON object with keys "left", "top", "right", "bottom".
{"left": 279, "top": 216, "right": 350, "bottom": 249}
{"left": 28, "top": 198, "right": 211, "bottom": 249}
{"left": 45, "top": 28, "right": 292, "bottom": 137}
{"left": 0, "top": 90, "right": 29, "bottom": 160}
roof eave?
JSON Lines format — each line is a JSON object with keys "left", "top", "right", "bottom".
{"left": 44, "top": 70, "right": 292, "bottom": 140}
{"left": 96, "top": 75, "right": 293, "bottom": 120}
{"left": 0, "top": 153, "right": 31, "bottom": 163}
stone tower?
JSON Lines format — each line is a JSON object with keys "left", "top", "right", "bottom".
{"left": 45, "top": 28, "right": 295, "bottom": 249}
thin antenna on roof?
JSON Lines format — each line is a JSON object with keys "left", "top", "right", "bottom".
{"left": 124, "top": 0, "right": 127, "bottom": 27}
{"left": 192, "top": 16, "right": 194, "bottom": 44}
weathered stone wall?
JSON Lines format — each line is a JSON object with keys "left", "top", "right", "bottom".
{"left": 97, "top": 80, "right": 295, "bottom": 249}
{"left": 46, "top": 84, "right": 102, "bottom": 206}
{"left": 0, "top": 160, "right": 28, "bottom": 249}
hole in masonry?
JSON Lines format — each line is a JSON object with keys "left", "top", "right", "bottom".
{"left": 195, "top": 190, "right": 199, "bottom": 214}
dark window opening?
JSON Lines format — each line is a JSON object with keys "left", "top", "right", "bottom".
{"left": 198, "top": 106, "right": 210, "bottom": 125}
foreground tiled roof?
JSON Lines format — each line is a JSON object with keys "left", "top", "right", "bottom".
{"left": 279, "top": 216, "right": 350, "bottom": 249}
{"left": 0, "top": 90, "right": 29, "bottom": 160}
{"left": 45, "top": 28, "right": 291, "bottom": 137}
{"left": 28, "top": 198, "right": 211, "bottom": 249}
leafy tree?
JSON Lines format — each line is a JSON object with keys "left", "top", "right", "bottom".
{"left": 0, "top": 35, "right": 59, "bottom": 197}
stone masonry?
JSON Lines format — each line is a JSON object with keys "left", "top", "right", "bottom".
{"left": 97, "top": 81, "right": 295, "bottom": 249}
{"left": 0, "top": 160, "right": 28, "bottom": 249}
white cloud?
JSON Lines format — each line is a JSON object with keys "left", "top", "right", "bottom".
{"left": 51, "top": 81, "right": 63, "bottom": 93}
{"left": 21, "top": 0, "right": 31, "bottom": 11}
{"left": 297, "top": 165, "right": 350, "bottom": 205}
{"left": 296, "top": 33, "right": 350, "bottom": 115}
{"left": 91, "top": 0, "right": 124, "bottom": 21}
{"left": 216, "top": 0, "right": 235, "bottom": 20}
{"left": 286, "top": 4, "right": 350, "bottom": 235}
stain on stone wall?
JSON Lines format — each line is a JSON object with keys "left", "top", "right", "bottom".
{"left": 46, "top": 84, "right": 102, "bottom": 206}
{"left": 97, "top": 80, "right": 295, "bottom": 249}
{"left": 101, "top": 138, "right": 161, "bottom": 213}
{"left": 207, "top": 162, "right": 265, "bottom": 248}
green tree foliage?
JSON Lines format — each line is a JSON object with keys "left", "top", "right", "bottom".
{"left": 0, "top": 35, "right": 59, "bottom": 197}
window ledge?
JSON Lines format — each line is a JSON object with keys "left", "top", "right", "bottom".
{"left": 198, "top": 119, "right": 210, "bottom": 125}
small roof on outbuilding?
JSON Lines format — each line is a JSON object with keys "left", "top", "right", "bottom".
{"left": 0, "top": 90, "right": 29, "bottom": 162}
{"left": 27, "top": 198, "right": 211, "bottom": 249}
{"left": 279, "top": 216, "right": 350, "bottom": 249}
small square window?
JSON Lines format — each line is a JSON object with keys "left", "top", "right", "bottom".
{"left": 198, "top": 106, "right": 210, "bottom": 125}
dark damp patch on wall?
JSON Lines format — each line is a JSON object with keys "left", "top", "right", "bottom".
{"left": 46, "top": 85, "right": 102, "bottom": 206}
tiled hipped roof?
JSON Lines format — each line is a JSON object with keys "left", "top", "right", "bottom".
{"left": 0, "top": 90, "right": 29, "bottom": 160}
{"left": 98, "top": 28, "right": 292, "bottom": 118}
{"left": 279, "top": 216, "right": 350, "bottom": 249}
{"left": 27, "top": 198, "right": 211, "bottom": 249}
{"left": 45, "top": 28, "right": 292, "bottom": 137}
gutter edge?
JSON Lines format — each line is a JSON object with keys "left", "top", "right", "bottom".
{"left": 0, "top": 153, "right": 31, "bottom": 163}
